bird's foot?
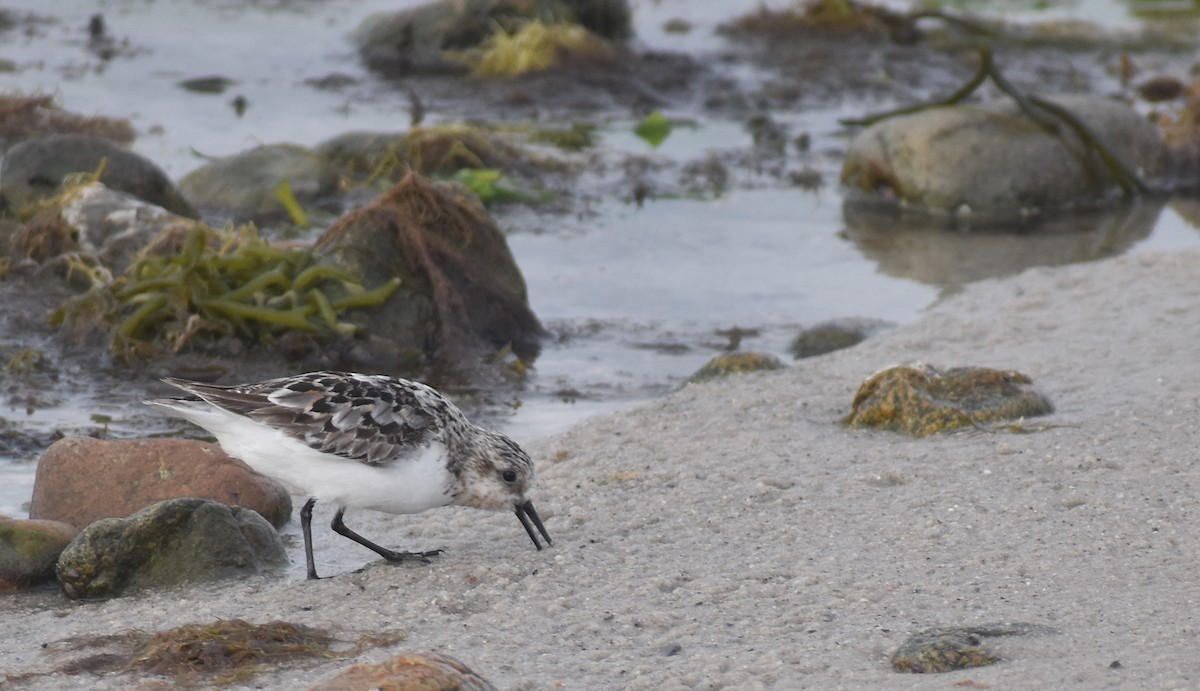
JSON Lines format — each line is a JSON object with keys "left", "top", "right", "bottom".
{"left": 379, "top": 548, "right": 444, "bottom": 564}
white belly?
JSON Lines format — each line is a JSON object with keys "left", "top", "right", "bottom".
{"left": 157, "top": 402, "right": 454, "bottom": 514}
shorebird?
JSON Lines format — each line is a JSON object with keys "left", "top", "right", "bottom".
{"left": 147, "top": 371, "right": 551, "bottom": 579}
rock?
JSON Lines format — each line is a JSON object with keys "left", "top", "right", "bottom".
{"left": 177, "top": 143, "right": 339, "bottom": 224}
{"left": 310, "top": 651, "right": 499, "bottom": 691}
{"left": 790, "top": 319, "right": 892, "bottom": 359}
{"left": 0, "top": 516, "right": 78, "bottom": 590}
{"left": 0, "top": 94, "right": 135, "bottom": 153}
{"left": 892, "top": 623, "right": 1052, "bottom": 673}
{"left": 0, "top": 133, "right": 196, "bottom": 217}
{"left": 316, "top": 125, "right": 536, "bottom": 183}
{"left": 56, "top": 497, "right": 287, "bottom": 599}
{"left": 843, "top": 364, "right": 1054, "bottom": 436}
{"left": 353, "top": 0, "right": 631, "bottom": 76}
{"left": 316, "top": 130, "right": 410, "bottom": 181}
{"left": 312, "top": 171, "right": 543, "bottom": 369}
{"left": 841, "top": 95, "right": 1166, "bottom": 222}
{"left": 891, "top": 628, "right": 998, "bottom": 673}
{"left": 11, "top": 181, "right": 196, "bottom": 272}
{"left": 686, "top": 352, "right": 785, "bottom": 385}
{"left": 29, "top": 436, "right": 292, "bottom": 530}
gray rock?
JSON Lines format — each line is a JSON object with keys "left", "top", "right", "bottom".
{"left": 841, "top": 95, "right": 1166, "bottom": 222}
{"left": 56, "top": 498, "right": 288, "bottom": 599}
{"left": 177, "top": 143, "right": 338, "bottom": 224}
{"left": 0, "top": 133, "right": 196, "bottom": 218}
{"left": 0, "top": 516, "right": 78, "bottom": 589}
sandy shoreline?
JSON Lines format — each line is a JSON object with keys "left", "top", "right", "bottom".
{"left": 3, "top": 247, "right": 1200, "bottom": 689}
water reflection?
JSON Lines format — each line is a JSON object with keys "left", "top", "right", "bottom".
{"left": 842, "top": 199, "right": 1165, "bottom": 289}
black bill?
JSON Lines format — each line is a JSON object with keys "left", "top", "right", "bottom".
{"left": 515, "top": 499, "right": 552, "bottom": 550}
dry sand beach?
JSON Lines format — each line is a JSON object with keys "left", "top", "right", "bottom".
{"left": 3, "top": 246, "right": 1200, "bottom": 689}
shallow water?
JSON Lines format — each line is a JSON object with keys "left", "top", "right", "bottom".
{"left": 1, "top": 0, "right": 1199, "bottom": 517}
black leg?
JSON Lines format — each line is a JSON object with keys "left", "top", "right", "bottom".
{"left": 300, "top": 497, "right": 321, "bottom": 580}
{"left": 330, "top": 507, "right": 443, "bottom": 564}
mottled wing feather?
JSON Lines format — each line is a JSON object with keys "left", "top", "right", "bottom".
{"left": 164, "top": 372, "right": 452, "bottom": 466}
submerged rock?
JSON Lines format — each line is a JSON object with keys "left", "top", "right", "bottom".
{"left": 0, "top": 133, "right": 196, "bottom": 217}
{"left": 311, "top": 651, "right": 499, "bottom": 691}
{"left": 177, "top": 143, "right": 339, "bottom": 225}
{"left": 312, "top": 171, "right": 543, "bottom": 369}
{"left": 841, "top": 95, "right": 1166, "bottom": 223}
{"left": 843, "top": 364, "right": 1053, "bottom": 436}
{"left": 56, "top": 497, "right": 287, "bottom": 599}
{"left": 0, "top": 516, "right": 78, "bottom": 590}
{"left": 29, "top": 436, "right": 293, "bottom": 530}
{"left": 686, "top": 352, "right": 785, "bottom": 385}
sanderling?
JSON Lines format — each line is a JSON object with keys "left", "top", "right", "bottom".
{"left": 146, "top": 371, "right": 551, "bottom": 579}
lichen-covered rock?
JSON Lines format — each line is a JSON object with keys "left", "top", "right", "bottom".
{"left": 177, "top": 143, "right": 339, "bottom": 224}
{"left": 311, "top": 651, "right": 499, "bottom": 691}
{"left": 29, "top": 436, "right": 292, "bottom": 530}
{"left": 56, "top": 498, "right": 287, "bottom": 599}
{"left": 841, "top": 95, "right": 1166, "bottom": 222}
{"left": 0, "top": 516, "right": 78, "bottom": 590}
{"left": 312, "top": 171, "right": 543, "bottom": 369}
{"left": 844, "top": 364, "right": 1054, "bottom": 436}
{"left": 686, "top": 352, "right": 785, "bottom": 385}
{"left": 0, "top": 133, "right": 196, "bottom": 217}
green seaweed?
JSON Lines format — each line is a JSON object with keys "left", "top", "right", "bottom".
{"left": 51, "top": 225, "right": 401, "bottom": 358}
{"left": 635, "top": 110, "right": 673, "bottom": 148}
{"left": 271, "top": 179, "right": 310, "bottom": 228}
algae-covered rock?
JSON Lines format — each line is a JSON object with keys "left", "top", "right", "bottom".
{"left": 891, "top": 628, "right": 998, "bottom": 673}
{"left": 56, "top": 498, "right": 287, "bottom": 599}
{"left": 892, "top": 623, "right": 1051, "bottom": 673}
{"left": 0, "top": 94, "right": 135, "bottom": 153}
{"left": 686, "top": 352, "right": 785, "bottom": 385}
{"left": 311, "top": 651, "right": 499, "bottom": 691}
{"left": 0, "top": 516, "right": 78, "bottom": 590}
{"left": 0, "top": 133, "right": 195, "bottom": 217}
{"left": 844, "top": 364, "right": 1053, "bottom": 436}
{"left": 841, "top": 95, "right": 1166, "bottom": 222}
{"left": 354, "top": 0, "right": 631, "bottom": 76}
{"left": 177, "top": 143, "right": 338, "bottom": 225}
{"left": 10, "top": 181, "right": 197, "bottom": 272}
{"left": 312, "top": 171, "right": 543, "bottom": 369}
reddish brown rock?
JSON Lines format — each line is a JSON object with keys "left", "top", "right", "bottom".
{"left": 0, "top": 516, "right": 78, "bottom": 590}
{"left": 29, "top": 437, "right": 292, "bottom": 529}
{"left": 310, "top": 652, "right": 498, "bottom": 691}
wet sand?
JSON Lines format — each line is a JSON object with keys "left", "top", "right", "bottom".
{"left": 3, "top": 247, "right": 1200, "bottom": 689}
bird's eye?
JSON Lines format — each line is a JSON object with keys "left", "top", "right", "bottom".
{"left": 501, "top": 469, "right": 518, "bottom": 483}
